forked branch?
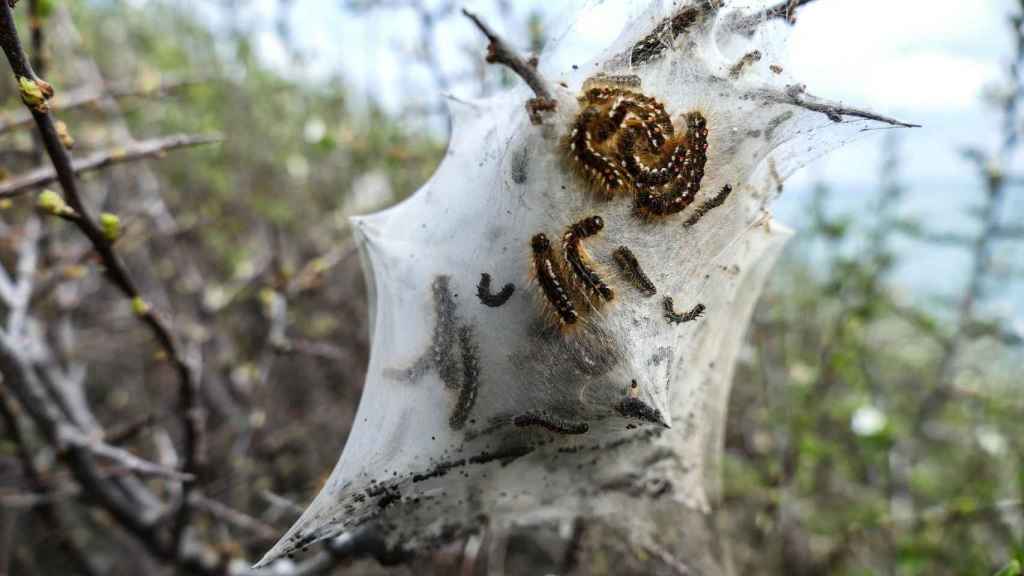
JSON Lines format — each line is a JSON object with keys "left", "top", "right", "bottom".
{"left": 462, "top": 8, "right": 556, "bottom": 124}
{"left": 0, "top": 133, "right": 222, "bottom": 199}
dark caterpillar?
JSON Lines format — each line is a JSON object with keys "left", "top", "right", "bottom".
{"left": 616, "top": 397, "right": 667, "bottom": 427}
{"left": 684, "top": 184, "right": 734, "bottom": 228}
{"left": 476, "top": 273, "right": 515, "bottom": 307}
{"left": 612, "top": 246, "right": 656, "bottom": 296}
{"left": 664, "top": 297, "right": 705, "bottom": 325}
{"left": 448, "top": 325, "right": 481, "bottom": 430}
{"left": 513, "top": 412, "right": 590, "bottom": 435}
{"left": 562, "top": 216, "right": 614, "bottom": 303}
{"left": 531, "top": 233, "right": 579, "bottom": 326}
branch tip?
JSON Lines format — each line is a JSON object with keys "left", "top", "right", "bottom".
{"left": 462, "top": 8, "right": 556, "bottom": 123}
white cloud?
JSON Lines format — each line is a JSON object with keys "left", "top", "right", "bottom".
{"left": 787, "top": 0, "right": 1007, "bottom": 112}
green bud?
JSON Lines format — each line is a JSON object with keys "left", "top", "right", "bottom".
{"left": 99, "top": 212, "right": 121, "bottom": 241}
{"left": 37, "top": 189, "right": 72, "bottom": 216}
{"left": 18, "top": 76, "right": 53, "bottom": 112}
{"left": 131, "top": 297, "right": 151, "bottom": 316}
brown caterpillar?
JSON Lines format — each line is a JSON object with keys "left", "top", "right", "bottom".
{"left": 531, "top": 233, "right": 579, "bottom": 326}
{"left": 566, "top": 82, "right": 712, "bottom": 220}
{"left": 568, "top": 107, "right": 630, "bottom": 196}
{"left": 632, "top": 112, "right": 709, "bottom": 218}
{"left": 663, "top": 297, "right": 705, "bottom": 325}
{"left": 562, "top": 216, "right": 614, "bottom": 304}
{"left": 513, "top": 412, "right": 590, "bottom": 435}
{"left": 612, "top": 246, "right": 656, "bottom": 296}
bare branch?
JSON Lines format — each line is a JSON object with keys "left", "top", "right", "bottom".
{"left": 189, "top": 493, "right": 279, "bottom": 540}
{"left": 753, "top": 86, "right": 921, "bottom": 128}
{"left": 0, "top": 74, "right": 207, "bottom": 134}
{"left": 59, "top": 427, "right": 195, "bottom": 482}
{"left": 4, "top": 217, "right": 39, "bottom": 336}
{"left": 730, "top": 0, "right": 824, "bottom": 34}
{"left": 0, "top": 133, "right": 222, "bottom": 199}
{"left": 0, "top": 385, "right": 102, "bottom": 576}
{"left": 462, "top": 8, "right": 556, "bottom": 124}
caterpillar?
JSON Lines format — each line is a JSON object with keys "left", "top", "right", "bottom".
{"left": 616, "top": 397, "right": 666, "bottom": 427}
{"left": 566, "top": 82, "right": 712, "bottom": 220}
{"left": 513, "top": 411, "right": 590, "bottom": 435}
{"left": 477, "top": 272, "right": 515, "bottom": 308}
{"left": 531, "top": 233, "right": 579, "bottom": 326}
{"left": 568, "top": 107, "right": 630, "bottom": 196}
{"left": 612, "top": 246, "right": 656, "bottom": 296}
{"left": 632, "top": 112, "right": 709, "bottom": 218}
{"left": 664, "top": 297, "right": 705, "bottom": 325}
{"left": 448, "top": 325, "right": 481, "bottom": 430}
{"left": 683, "top": 184, "right": 733, "bottom": 228}
{"left": 608, "top": 6, "right": 703, "bottom": 67}
{"left": 562, "top": 216, "right": 614, "bottom": 304}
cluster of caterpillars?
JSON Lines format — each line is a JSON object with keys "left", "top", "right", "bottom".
{"left": 567, "top": 75, "right": 727, "bottom": 218}
{"left": 528, "top": 75, "right": 732, "bottom": 329}
{"left": 529, "top": 216, "right": 617, "bottom": 327}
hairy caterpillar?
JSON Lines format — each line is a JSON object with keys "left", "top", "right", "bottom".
{"left": 565, "top": 82, "right": 711, "bottom": 220}
{"left": 531, "top": 233, "right": 579, "bottom": 326}
{"left": 612, "top": 246, "right": 656, "bottom": 297}
{"left": 562, "top": 216, "right": 614, "bottom": 304}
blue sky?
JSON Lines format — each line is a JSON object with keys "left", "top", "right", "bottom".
{"left": 196, "top": 0, "right": 1023, "bottom": 321}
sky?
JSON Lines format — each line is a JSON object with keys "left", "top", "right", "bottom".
{"left": 193, "top": 0, "right": 1023, "bottom": 321}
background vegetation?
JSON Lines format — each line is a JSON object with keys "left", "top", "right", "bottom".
{"left": 0, "top": 1, "right": 1020, "bottom": 575}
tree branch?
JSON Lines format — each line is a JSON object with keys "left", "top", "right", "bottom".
{"left": 0, "top": 74, "right": 206, "bottom": 134}
{"left": 0, "top": 384, "right": 103, "bottom": 576}
{"left": 59, "top": 427, "right": 195, "bottom": 482}
{"left": 0, "top": 133, "right": 222, "bottom": 199}
{"left": 754, "top": 86, "right": 921, "bottom": 128}
{"left": 730, "top": 0, "right": 824, "bottom": 34}
{"left": 462, "top": 8, "right": 556, "bottom": 124}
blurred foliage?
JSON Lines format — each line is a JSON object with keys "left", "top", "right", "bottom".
{"left": 724, "top": 136, "right": 1024, "bottom": 575}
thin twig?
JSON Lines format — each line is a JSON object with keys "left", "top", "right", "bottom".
{"left": 189, "top": 493, "right": 279, "bottom": 540}
{"left": 462, "top": 8, "right": 556, "bottom": 124}
{"left": 58, "top": 427, "right": 195, "bottom": 482}
{"left": 0, "top": 382, "right": 103, "bottom": 576}
{"left": 730, "top": 0, "right": 824, "bottom": 34}
{"left": 0, "top": 133, "right": 222, "bottom": 199}
{"left": 0, "top": 74, "right": 206, "bottom": 134}
{"left": 754, "top": 87, "right": 921, "bottom": 128}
